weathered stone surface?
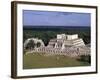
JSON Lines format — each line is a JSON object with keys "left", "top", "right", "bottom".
{"left": 24, "top": 34, "right": 90, "bottom": 57}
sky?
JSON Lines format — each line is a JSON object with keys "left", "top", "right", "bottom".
{"left": 23, "top": 10, "right": 91, "bottom": 27}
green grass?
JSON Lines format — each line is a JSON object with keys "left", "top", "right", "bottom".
{"left": 23, "top": 53, "right": 90, "bottom": 69}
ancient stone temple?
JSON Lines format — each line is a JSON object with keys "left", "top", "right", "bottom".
{"left": 24, "top": 34, "right": 90, "bottom": 57}
{"left": 47, "top": 34, "right": 85, "bottom": 49}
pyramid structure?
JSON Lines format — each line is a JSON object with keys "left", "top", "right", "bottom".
{"left": 48, "top": 34, "right": 85, "bottom": 49}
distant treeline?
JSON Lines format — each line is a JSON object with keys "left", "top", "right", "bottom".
{"left": 23, "top": 26, "right": 90, "bottom": 31}
{"left": 23, "top": 26, "right": 90, "bottom": 46}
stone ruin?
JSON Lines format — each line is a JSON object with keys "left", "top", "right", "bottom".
{"left": 24, "top": 34, "right": 90, "bottom": 57}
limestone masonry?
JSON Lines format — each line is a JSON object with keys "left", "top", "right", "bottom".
{"left": 24, "top": 34, "right": 90, "bottom": 57}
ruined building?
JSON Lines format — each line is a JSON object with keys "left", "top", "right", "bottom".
{"left": 24, "top": 34, "right": 90, "bottom": 57}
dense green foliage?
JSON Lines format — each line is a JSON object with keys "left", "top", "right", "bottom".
{"left": 25, "top": 40, "right": 42, "bottom": 49}
{"left": 25, "top": 40, "right": 35, "bottom": 50}
{"left": 77, "top": 55, "right": 91, "bottom": 64}
{"left": 36, "top": 42, "right": 41, "bottom": 47}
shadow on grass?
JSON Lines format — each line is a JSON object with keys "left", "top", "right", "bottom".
{"left": 76, "top": 55, "right": 91, "bottom": 65}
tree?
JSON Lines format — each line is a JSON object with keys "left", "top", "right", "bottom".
{"left": 36, "top": 42, "right": 41, "bottom": 48}
{"left": 25, "top": 40, "right": 35, "bottom": 50}
{"left": 83, "top": 35, "right": 90, "bottom": 44}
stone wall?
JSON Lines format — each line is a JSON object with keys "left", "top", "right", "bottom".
{"left": 28, "top": 46, "right": 90, "bottom": 57}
